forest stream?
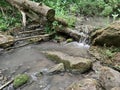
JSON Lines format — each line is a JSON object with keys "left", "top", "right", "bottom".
{"left": 0, "top": 17, "right": 120, "bottom": 90}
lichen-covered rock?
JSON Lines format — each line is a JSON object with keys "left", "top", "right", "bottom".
{"left": 44, "top": 51, "right": 92, "bottom": 73}
{"left": 48, "top": 63, "right": 65, "bottom": 74}
{"left": 98, "top": 66, "right": 120, "bottom": 90}
{"left": 91, "top": 21, "right": 120, "bottom": 47}
{"left": 0, "top": 33, "right": 14, "bottom": 48}
{"left": 66, "top": 78, "right": 102, "bottom": 90}
{"left": 13, "top": 74, "right": 29, "bottom": 88}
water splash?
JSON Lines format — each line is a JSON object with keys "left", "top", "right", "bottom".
{"left": 65, "top": 25, "right": 90, "bottom": 49}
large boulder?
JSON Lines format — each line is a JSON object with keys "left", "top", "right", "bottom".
{"left": 66, "top": 78, "right": 102, "bottom": 90}
{"left": 0, "top": 33, "right": 14, "bottom": 48}
{"left": 98, "top": 66, "right": 120, "bottom": 90}
{"left": 91, "top": 21, "right": 120, "bottom": 47}
{"left": 43, "top": 51, "right": 92, "bottom": 73}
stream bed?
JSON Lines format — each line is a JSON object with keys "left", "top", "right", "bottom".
{"left": 0, "top": 42, "right": 95, "bottom": 90}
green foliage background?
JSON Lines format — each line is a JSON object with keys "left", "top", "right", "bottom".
{"left": 0, "top": 0, "right": 21, "bottom": 31}
{"left": 33, "top": 0, "right": 120, "bottom": 16}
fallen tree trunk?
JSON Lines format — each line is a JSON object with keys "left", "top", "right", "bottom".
{"left": 0, "top": 32, "right": 55, "bottom": 48}
{"left": 6, "top": 0, "right": 70, "bottom": 26}
{"left": 55, "top": 26, "right": 81, "bottom": 41}
{"left": 6, "top": 0, "right": 55, "bottom": 22}
{"left": 15, "top": 34, "right": 50, "bottom": 41}
{"left": 18, "top": 29, "right": 44, "bottom": 34}
{"left": 55, "top": 17, "right": 68, "bottom": 26}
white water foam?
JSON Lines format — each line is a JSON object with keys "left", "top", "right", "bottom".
{"left": 64, "top": 26, "right": 90, "bottom": 49}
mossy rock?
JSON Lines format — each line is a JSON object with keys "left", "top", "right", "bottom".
{"left": 91, "top": 21, "right": 120, "bottom": 47}
{"left": 13, "top": 74, "right": 29, "bottom": 88}
{"left": 66, "top": 38, "right": 73, "bottom": 43}
{"left": 46, "top": 53, "right": 70, "bottom": 69}
{"left": 44, "top": 51, "right": 92, "bottom": 73}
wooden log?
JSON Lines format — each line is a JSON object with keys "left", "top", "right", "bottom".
{"left": 55, "top": 17, "right": 68, "bottom": 26}
{"left": 6, "top": 0, "right": 55, "bottom": 22}
{"left": 6, "top": 0, "right": 70, "bottom": 26}
{"left": 55, "top": 26, "right": 81, "bottom": 41}
{"left": 18, "top": 29, "right": 44, "bottom": 34}
{"left": 15, "top": 34, "right": 50, "bottom": 41}
{"left": 0, "top": 33, "right": 55, "bottom": 48}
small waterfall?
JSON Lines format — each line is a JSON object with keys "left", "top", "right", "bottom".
{"left": 78, "top": 25, "right": 90, "bottom": 49}
{"left": 64, "top": 25, "right": 93, "bottom": 50}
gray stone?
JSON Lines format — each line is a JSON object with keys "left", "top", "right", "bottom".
{"left": 66, "top": 78, "right": 102, "bottom": 90}
{"left": 98, "top": 66, "right": 120, "bottom": 90}
{"left": 44, "top": 51, "right": 92, "bottom": 73}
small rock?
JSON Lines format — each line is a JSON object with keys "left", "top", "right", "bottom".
{"left": 66, "top": 78, "right": 102, "bottom": 90}
{"left": 48, "top": 63, "right": 65, "bottom": 74}
{"left": 13, "top": 74, "right": 29, "bottom": 88}
{"left": 44, "top": 51, "right": 92, "bottom": 73}
{"left": 98, "top": 66, "right": 120, "bottom": 90}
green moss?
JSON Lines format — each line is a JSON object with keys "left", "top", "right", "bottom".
{"left": 66, "top": 38, "right": 73, "bottom": 43}
{"left": 46, "top": 54, "right": 70, "bottom": 69}
{"left": 13, "top": 74, "right": 29, "bottom": 88}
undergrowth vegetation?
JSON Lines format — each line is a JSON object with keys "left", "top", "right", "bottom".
{"left": 0, "top": 0, "right": 21, "bottom": 31}
{"left": 0, "top": 0, "right": 120, "bottom": 31}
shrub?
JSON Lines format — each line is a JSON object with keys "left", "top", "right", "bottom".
{"left": 0, "top": 0, "right": 21, "bottom": 31}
